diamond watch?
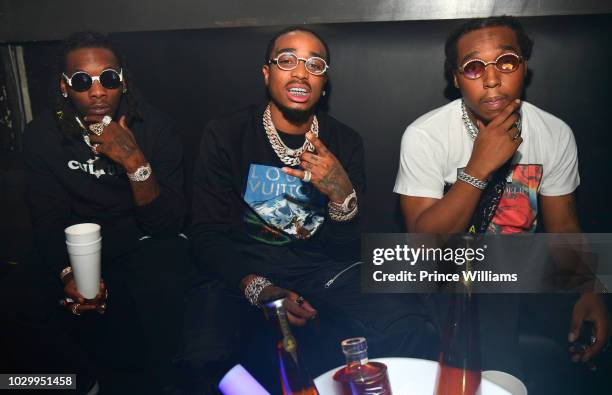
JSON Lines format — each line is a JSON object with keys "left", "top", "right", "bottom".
{"left": 127, "top": 162, "right": 152, "bottom": 182}
{"left": 329, "top": 189, "right": 357, "bottom": 212}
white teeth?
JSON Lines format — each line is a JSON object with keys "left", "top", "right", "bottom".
{"left": 289, "top": 87, "right": 308, "bottom": 96}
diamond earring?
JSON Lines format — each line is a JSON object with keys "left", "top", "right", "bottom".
{"left": 62, "top": 92, "right": 68, "bottom": 98}
{"left": 322, "top": 90, "right": 326, "bottom": 97}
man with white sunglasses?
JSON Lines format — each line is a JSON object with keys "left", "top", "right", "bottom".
{"left": 10, "top": 31, "right": 190, "bottom": 394}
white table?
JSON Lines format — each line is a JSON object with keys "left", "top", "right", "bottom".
{"left": 314, "top": 358, "right": 527, "bottom": 395}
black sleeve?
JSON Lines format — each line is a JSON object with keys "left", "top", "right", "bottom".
{"left": 24, "top": 125, "right": 71, "bottom": 277}
{"left": 318, "top": 130, "right": 366, "bottom": 252}
{"left": 134, "top": 121, "right": 185, "bottom": 236}
{"left": 190, "top": 122, "right": 258, "bottom": 288}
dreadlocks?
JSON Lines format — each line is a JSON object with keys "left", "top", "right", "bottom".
{"left": 55, "top": 31, "right": 141, "bottom": 138}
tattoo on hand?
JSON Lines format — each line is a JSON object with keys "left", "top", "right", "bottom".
{"left": 320, "top": 163, "right": 352, "bottom": 202}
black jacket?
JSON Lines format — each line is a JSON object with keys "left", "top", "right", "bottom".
{"left": 191, "top": 104, "right": 365, "bottom": 288}
{"left": 24, "top": 101, "right": 185, "bottom": 276}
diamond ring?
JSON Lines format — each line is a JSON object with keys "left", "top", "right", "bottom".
{"left": 101, "top": 115, "right": 112, "bottom": 126}
{"left": 303, "top": 170, "right": 312, "bottom": 183}
{"left": 89, "top": 123, "right": 105, "bottom": 136}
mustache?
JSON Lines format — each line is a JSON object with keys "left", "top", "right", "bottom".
{"left": 286, "top": 79, "right": 311, "bottom": 89}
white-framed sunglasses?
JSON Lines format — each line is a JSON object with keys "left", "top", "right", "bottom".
{"left": 269, "top": 52, "right": 329, "bottom": 76}
{"left": 62, "top": 68, "right": 124, "bottom": 92}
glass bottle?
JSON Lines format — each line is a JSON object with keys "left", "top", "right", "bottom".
{"left": 435, "top": 236, "right": 482, "bottom": 395}
{"left": 332, "top": 337, "right": 392, "bottom": 395}
{"left": 263, "top": 298, "right": 319, "bottom": 395}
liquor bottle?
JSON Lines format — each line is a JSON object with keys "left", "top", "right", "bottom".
{"left": 332, "top": 337, "right": 392, "bottom": 395}
{"left": 435, "top": 236, "right": 482, "bottom": 395}
{"left": 263, "top": 298, "right": 319, "bottom": 395}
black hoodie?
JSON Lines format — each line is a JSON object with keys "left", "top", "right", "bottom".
{"left": 23, "top": 100, "right": 185, "bottom": 277}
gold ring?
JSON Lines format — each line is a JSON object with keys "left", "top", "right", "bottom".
{"left": 89, "top": 123, "right": 105, "bottom": 136}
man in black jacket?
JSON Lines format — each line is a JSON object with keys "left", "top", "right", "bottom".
{"left": 4, "top": 32, "right": 190, "bottom": 394}
{"left": 191, "top": 27, "right": 437, "bottom": 389}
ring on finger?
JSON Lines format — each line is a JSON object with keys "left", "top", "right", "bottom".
{"left": 91, "top": 144, "right": 100, "bottom": 155}
{"left": 303, "top": 170, "right": 312, "bottom": 183}
{"left": 89, "top": 123, "right": 105, "bottom": 136}
{"left": 296, "top": 296, "right": 305, "bottom": 306}
{"left": 508, "top": 129, "right": 521, "bottom": 141}
{"left": 101, "top": 115, "right": 112, "bottom": 126}
{"left": 71, "top": 303, "right": 81, "bottom": 316}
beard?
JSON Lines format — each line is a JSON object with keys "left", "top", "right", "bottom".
{"left": 270, "top": 96, "right": 316, "bottom": 125}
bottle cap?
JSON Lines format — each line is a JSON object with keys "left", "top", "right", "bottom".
{"left": 341, "top": 337, "right": 368, "bottom": 355}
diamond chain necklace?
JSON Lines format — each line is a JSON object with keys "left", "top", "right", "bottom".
{"left": 461, "top": 99, "right": 522, "bottom": 140}
{"left": 263, "top": 104, "right": 319, "bottom": 166}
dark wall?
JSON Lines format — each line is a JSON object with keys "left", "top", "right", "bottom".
{"left": 4, "top": 0, "right": 612, "bottom": 42}
{"left": 23, "top": 14, "right": 612, "bottom": 233}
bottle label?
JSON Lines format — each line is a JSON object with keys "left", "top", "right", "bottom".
{"left": 283, "top": 335, "right": 297, "bottom": 354}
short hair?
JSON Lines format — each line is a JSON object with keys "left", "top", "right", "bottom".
{"left": 264, "top": 27, "right": 331, "bottom": 65}
{"left": 444, "top": 16, "right": 534, "bottom": 80}
{"left": 55, "top": 31, "right": 140, "bottom": 137}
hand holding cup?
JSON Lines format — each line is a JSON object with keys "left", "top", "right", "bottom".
{"left": 64, "top": 223, "right": 106, "bottom": 315}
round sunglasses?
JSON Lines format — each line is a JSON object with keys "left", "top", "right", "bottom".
{"left": 62, "top": 68, "right": 123, "bottom": 92}
{"left": 459, "top": 53, "right": 523, "bottom": 80}
{"left": 269, "top": 52, "right": 329, "bottom": 76}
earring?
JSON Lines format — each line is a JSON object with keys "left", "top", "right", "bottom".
{"left": 322, "top": 90, "right": 326, "bottom": 97}
{"left": 122, "top": 87, "right": 128, "bottom": 93}
{"left": 62, "top": 92, "right": 68, "bottom": 98}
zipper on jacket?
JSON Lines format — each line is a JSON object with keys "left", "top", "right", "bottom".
{"left": 324, "top": 261, "right": 362, "bottom": 288}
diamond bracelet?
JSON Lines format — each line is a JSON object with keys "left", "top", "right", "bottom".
{"left": 457, "top": 169, "right": 488, "bottom": 190}
{"left": 244, "top": 276, "right": 273, "bottom": 307}
{"left": 328, "top": 204, "right": 358, "bottom": 222}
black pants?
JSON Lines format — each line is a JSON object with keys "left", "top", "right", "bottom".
{"left": 0, "top": 236, "right": 192, "bottom": 395}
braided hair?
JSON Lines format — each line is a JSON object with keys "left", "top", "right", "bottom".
{"left": 55, "top": 31, "right": 141, "bottom": 137}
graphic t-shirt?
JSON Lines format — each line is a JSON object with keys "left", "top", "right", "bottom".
{"left": 244, "top": 164, "right": 326, "bottom": 243}
{"left": 191, "top": 104, "right": 365, "bottom": 287}
{"left": 393, "top": 99, "right": 580, "bottom": 234}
